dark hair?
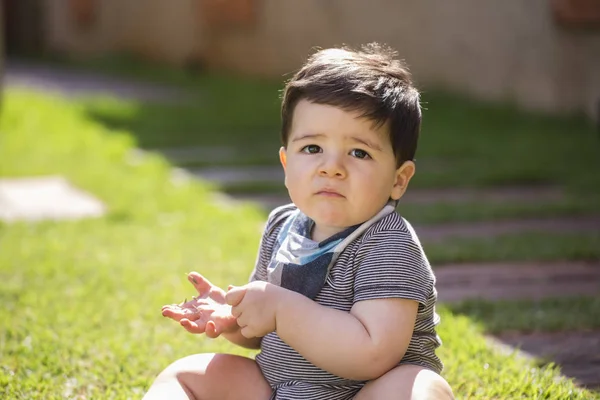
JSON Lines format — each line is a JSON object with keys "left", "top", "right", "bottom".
{"left": 280, "top": 43, "right": 422, "bottom": 167}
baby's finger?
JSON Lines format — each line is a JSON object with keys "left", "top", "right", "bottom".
{"left": 188, "top": 272, "right": 213, "bottom": 295}
{"left": 162, "top": 305, "right": 201, "bottom": 321}
{"left": 163, "top": 302, "right": 186, "bottom": 310}
{"left": 235, "top": 310, "right": 249, "bottom": 328}
{"left": 161, "top": 306, "right": 186, "bottom": 321}
{"left": 180, "top": 318, "right": 207, "bottom": 334}
{"left": 188, "top": 298, "right": 212, "bottom": 308}
{"left": 205, "top": 321, "right": 220, "bottom": 339}
{"left": 240, "top": 325, "right": 255, "bottom": 339}
{"left": 225, "top": 286, "right": 246, "bottom": 307}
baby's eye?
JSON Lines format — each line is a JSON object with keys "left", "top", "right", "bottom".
{"left": 301, "top": 145, "right": 322, "bottom": 154}
{"left": 350, "top": 149, "right": 371, "bottom": 159}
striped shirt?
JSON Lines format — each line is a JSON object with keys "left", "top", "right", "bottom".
{"left": 250, "top": 204, "right": 443, "bottom": 399}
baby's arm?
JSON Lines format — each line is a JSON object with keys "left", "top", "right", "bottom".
{"left": 275, "top": 229, "right": 431, "bottom": 380}
{"left": 227, "top": 281, "right": 417, "bottom": 380}
{"left": 275, "top": 290, "right": 418, "bottom": 380}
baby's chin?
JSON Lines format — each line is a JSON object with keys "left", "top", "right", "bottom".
{"left": 308, "top": 211, "right": 362, "bottom": 231}
{"left": 296, "top": 200, "right": 369, "bottom": 227}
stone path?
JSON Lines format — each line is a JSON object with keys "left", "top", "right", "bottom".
{"left": 5, "top": 60, "right": 188, "bottom": 103}
{"left": 435, "top": 261, "right": 600, "bottom": 303}
{"left": 415, "top": 216, "right": 600, "bottom": 242}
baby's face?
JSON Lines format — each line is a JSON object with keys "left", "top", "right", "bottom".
{"left": 280, "top": 100, "right": 407, "bottom": 238}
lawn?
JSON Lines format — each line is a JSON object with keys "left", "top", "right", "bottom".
{"left": 1, "top": 87, "right": 598, "bottom": 399}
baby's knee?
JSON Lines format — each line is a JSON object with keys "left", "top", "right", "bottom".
{"left": 145, "top": 353, "right": 216, "bottom": 400}
{"left": 153, "top": 353, "right": 269, "bottom": 400}
{"left": 413, "top": 369, "right": 454, "bottom": 400}
{"left": 158, "top": 353, "right": 214, "bottom": 378}
{"left": 356, "top": 364, "right": 454, "bottom": 400}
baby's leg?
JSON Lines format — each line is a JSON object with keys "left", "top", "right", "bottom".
{"left": 143, "top": 353, "right": 272, "bottom": 400}
{"left": 354, "top": 364, "right": 454, "bottom": 400}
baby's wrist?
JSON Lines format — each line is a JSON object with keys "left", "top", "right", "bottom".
{"left": 273, "top": 286, "right": 295, "bottom": 327}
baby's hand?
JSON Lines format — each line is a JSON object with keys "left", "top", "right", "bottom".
{"left": 226, "top": 281, "right": 284, "bottom": 338}
{"left": 162, "top": 272, "right": 238, "bottom": 338}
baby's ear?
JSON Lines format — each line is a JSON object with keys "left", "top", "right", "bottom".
{"left": 391, "top": 161, "right": 415, "bottom": 200}
{"left": 279, "top": 147, "right": 287, "bottom": 170}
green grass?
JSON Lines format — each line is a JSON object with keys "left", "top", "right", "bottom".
{"left": 446, "top": 297, "right": 600, "bottom": 334}
{"left": 1, "top": 89, "right": 598, "bottom": 399}
{"left": 426, "top": 232, "right": 600, "bottom": 264}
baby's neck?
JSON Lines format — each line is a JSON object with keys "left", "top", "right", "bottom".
{"left": 310, "top": 224, "right": 346, "bottom": 243}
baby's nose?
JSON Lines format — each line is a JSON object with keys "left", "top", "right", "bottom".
{"left": 319, "top": 155, "right": 346, "bottom": 177}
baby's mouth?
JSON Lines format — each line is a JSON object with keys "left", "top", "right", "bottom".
{"left": 316, "top": 189, "right": 344, "bottom": 198}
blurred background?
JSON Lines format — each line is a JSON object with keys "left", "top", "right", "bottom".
{"left": 4, "top": 0, "right": 600, "bottom": 119}
{"left": 1, "top": 1, "right": 600, "bottom": 398}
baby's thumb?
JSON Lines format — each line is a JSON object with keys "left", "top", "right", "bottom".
{"left": 225, "top": 286, "right": 246, "bottom": 306}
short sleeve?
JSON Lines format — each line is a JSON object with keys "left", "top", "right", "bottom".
{"left": 352, "top": 229, "right": 434, "bottom": 305}
{"left": 248, "top": 222, "right": 270, "bottom": 282}
{"left": 248, "top": 204, "right": 296, "bottom": 283}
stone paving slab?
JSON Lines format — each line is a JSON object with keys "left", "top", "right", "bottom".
{"left": 495, "top": 330, "right": 600, "bottom": 391}
{"left": 435, "top": 261, "right": 600, "bottom": 303}
{"left": 0, "top": 176, "right": 106, "bottom": 222}
{"left": 415, "top": 216, "right": 600, "bottom": 243}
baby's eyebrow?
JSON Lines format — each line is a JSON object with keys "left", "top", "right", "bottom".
{"left": 350, "top": 136, "right": 382, "bottom": 152}
{"left": 291, "top": 133, "right": 325, "bottom": 142}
